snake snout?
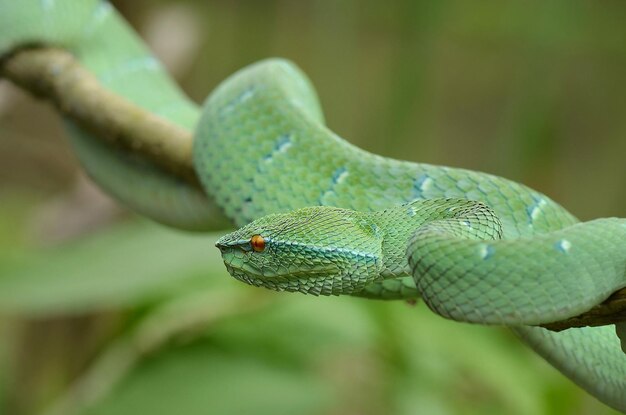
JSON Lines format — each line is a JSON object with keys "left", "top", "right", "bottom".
{"left": 215, "top": 235, "right": 245, "bottom": 252}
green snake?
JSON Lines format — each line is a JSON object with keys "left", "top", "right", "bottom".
{"left": 1, "top": 1, "right": 625, "bottom": 411}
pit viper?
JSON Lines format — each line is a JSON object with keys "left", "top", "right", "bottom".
{"left": 1, "top": 1, "right": 624, "bottom": 412}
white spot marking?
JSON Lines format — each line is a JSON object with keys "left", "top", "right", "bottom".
{"left": 420, "top": 177, "right": 434, "bottom": 192}
{"left": 556, "top": 239, "right": 572, "bottom": 253}
{"left": 221, "top": 88, "right": 255, "bottom": 115}
{"left": 290, "top": 98, "right": 305, "bottom": 109}
{"left": 529, "top": 197, "right": 547, "bottom": 221}
{"left": 334, "top": 170, "right": 349, "bottom": 184}
{"left": 479, "top": 244, "right": 495, "bottom": 260}
{"left": 99, "top": 57, "right": 160, "bottom": 84}
{"left": 238, "top": 89, "right": 255, "bottom": 104}
{"left": 41, "top": 0, "right": 55, "bottom": 11}
{"left": 84, "top": 1, "right": 113, "bottom": 36}
{"left": 277, "top": 140, "right": 292, "bottom": 153}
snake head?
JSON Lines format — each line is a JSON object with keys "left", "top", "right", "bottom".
{"left": 215, "top": 206, "right": 383, "bottom": 295}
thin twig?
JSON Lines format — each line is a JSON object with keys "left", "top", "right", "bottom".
{"left": 0, "top": 47, "right": 198, "bottom": 184}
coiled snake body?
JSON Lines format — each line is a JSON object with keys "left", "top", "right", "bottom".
{"left": 1, "top": 1, "right": 625, "bottom": 411}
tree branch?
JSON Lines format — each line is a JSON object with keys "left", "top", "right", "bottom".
{"left": 0, "top": 47, "right": 197, "bottom": 184}
{"left": 539, "top": 288, "right": 626, "bottom": 332}
{"left": 1, "top": 46, "right": 625, "bottom": 333}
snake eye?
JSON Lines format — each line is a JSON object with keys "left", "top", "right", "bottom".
{"left": 250, "top": 234, "right": 266, "bottom": 252}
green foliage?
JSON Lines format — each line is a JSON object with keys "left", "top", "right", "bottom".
{"left": 0, "top": 222, "right": 225, "bottom": 315}
{"left": 82, "top": 345, "right": 331, "bottom": 415}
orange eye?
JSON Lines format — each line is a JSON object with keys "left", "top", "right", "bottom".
{"left": 250, "top": 234, "right": 266, "bottom": 252}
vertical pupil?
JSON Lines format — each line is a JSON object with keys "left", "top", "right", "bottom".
{"left": 251, "top": 235, "right": 265, "bottom": 252}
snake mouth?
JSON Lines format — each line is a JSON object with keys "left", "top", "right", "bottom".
{"left": 223, "top": 264, "right": 342, "bottom": 296}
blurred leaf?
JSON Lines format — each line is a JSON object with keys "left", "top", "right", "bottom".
{"left": 0, "top": 221, "right": 231, "bottom": 316}
{"left": 0, "top": 319, "right": 11, "bottom": 411}
{"left": 66, "top": 295, "right": 622, "bottom": 415}
{"left": 0, "top": 193, "right": 41, "bottom": 255}
{"left": 72, "top": 296, "right": 377, "bottom": 415}
{"left": 363, "top": 301, "right": 620, "bottom": 415}
{"left": 79, "top": 342, "right": 332, "bottom": 415}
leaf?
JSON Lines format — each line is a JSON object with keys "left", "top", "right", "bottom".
{"left": 0, "top": 221, "right": 232, "bottom": 316}
{"left": 78, "top": 340, "right": 332, "bottom": 415}
{"left": 71, "top": 295, "right": 373, "bottom": 415}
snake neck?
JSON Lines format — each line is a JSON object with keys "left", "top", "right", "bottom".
{"left": 372, "top": 198, "right": 504, "bottom": 278}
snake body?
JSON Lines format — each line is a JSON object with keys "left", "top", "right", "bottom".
{"left": 1, "top": 1, "right": 625, "bottom": 411}
{"left": 0, "top": 0, "right": 225, "bottom": 230}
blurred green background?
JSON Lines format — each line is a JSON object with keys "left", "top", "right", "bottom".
{"left": 0, "top": 1, "right": 625, "bottom": 414}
